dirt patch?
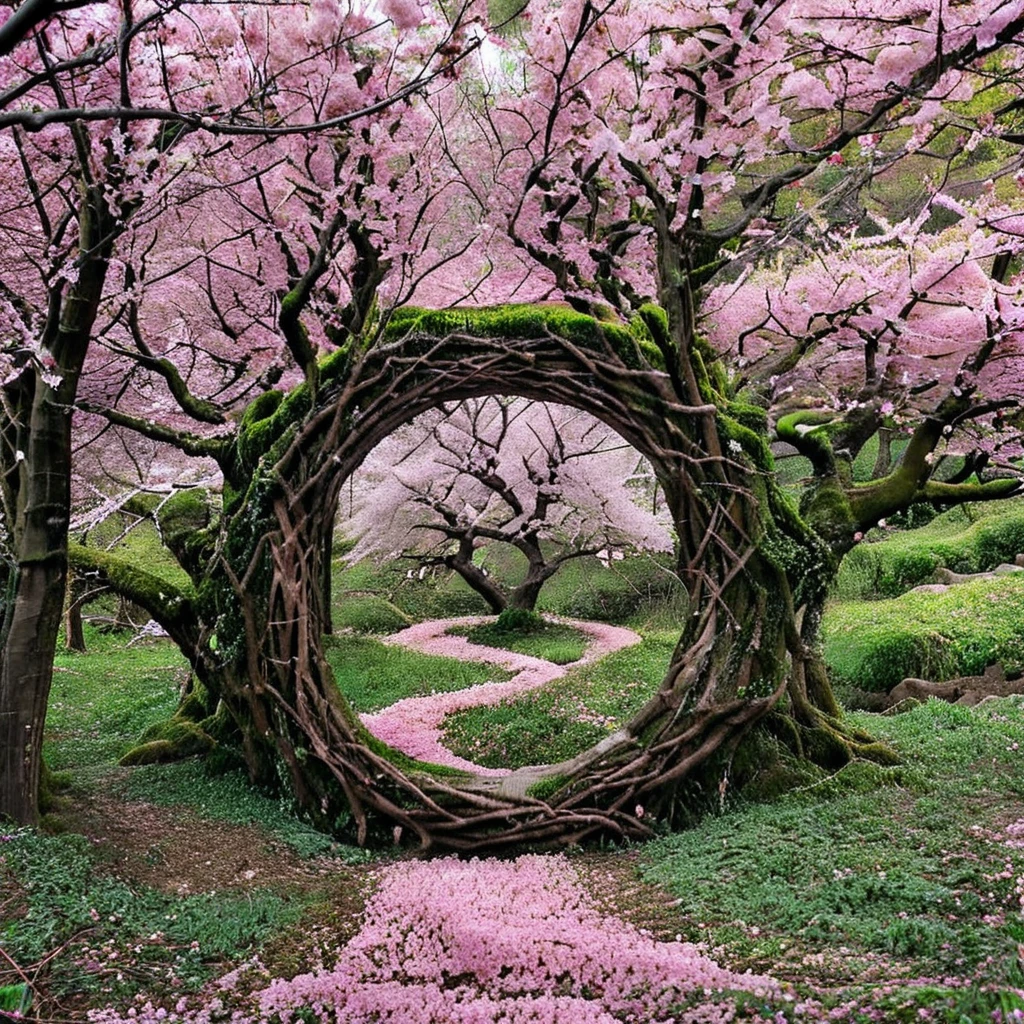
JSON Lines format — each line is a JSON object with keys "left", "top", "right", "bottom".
{"left": 53, "top": 791, "right": 337, "bottom": 895}
{"left": 575, "top": 848, "right": 691, "bottom": 942}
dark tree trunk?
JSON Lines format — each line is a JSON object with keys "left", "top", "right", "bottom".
{"left": 445, "top": 536, "right": 508, "bottom": 613}
{"left": 507, "top": 558, "right": 557, "bottom": 611}
{"left": 0, "top": 372, "right": 81, "bottom": 823}
{"left": 322, "top": 527, "right": 334, "bottom": 634}
{"left": 872, "top": 425, "right": 894, "bottom": 479}
{"left": 0, "top": 181, "right": 114, "bottom": 824}
{"left": 63, "top": 570, "right": 88, "bottom": 653}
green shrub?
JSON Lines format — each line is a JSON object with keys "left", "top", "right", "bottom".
{"left": 823, "top": 574, "right": 1024, "bottom": 692}
{"left": 494, "top": 607, "right": 544, "bottom": 632}
{"left": 835, "top": 498, "right": 1024, "bottom": 600}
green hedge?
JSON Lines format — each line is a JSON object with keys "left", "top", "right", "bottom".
{"left": 834, "top": 499, "right": 1024, "bottom": 600}
{"left": 823, "top": 574, "right": 1024, "bottom": 692}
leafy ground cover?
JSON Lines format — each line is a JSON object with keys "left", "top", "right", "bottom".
{"left": 824, "top": 573, "right": 1024, "bottom": 692}
{"left": 641, "top": 698, "right": 1024, "bottom": 1020}
{"left": 445, "top": 618, "right": 590, "bottom": 664}
{"left": 442, "top": 633, "right": 675, "bottom": 768}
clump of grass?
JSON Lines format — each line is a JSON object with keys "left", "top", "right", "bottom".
{"left": 447, "top": 617, "right": 590, "bottom": 665}
{"left": 443, "top": 634, "right": 673, "bottom": 767}
{"left": 641, "top": 697, "right": 1024, "bottom": 988}
{"left": 823, "top": 574, "right": 1024, "bottom": 692}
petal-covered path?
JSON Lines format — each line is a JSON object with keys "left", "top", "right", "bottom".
{"left": 360, "top": 616, "right": 642, "bottom": 775}
{"left": 89, "top": 616, "right": 796, "bottom": 1024}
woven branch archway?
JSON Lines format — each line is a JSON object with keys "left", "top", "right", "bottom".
{"left": 212, "top": 305, "right": 851, "bottom": 851}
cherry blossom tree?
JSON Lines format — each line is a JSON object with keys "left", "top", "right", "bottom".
{"left": 342, "top": 397, "right": 673, "bottom": 611}
{"left": 0, "top": 0, "right": 486, "bottom": 824}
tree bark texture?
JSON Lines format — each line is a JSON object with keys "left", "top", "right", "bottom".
{"left": 0, "top": 181, "right": 114, "bottom": 823}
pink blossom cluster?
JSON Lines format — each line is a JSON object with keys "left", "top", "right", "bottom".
{"left": 361, "top": 617, "right": 641, "bottom": 774}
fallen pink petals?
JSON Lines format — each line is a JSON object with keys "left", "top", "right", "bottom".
{"left": 359, "top": 616, "right": 642, "bottom": 774}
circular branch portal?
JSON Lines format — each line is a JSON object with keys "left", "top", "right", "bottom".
{"left": 205, "top": 306, "right": 867, "bottom": 850}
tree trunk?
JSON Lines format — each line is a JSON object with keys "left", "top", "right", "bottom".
{"left": 0, "top": 372, "right": 80, "bottom": 823}
{"left": 322, "top": 527, "right": 334, "bottom": 634}
{"left": 445, "top": 536, "right": 508, "bottom": 613}
{"left": 63, "top": 570, "right": 88, "bottom": 653}
{"left": 0, "top": 564, "right": 66, "bottom": 822}
{"left": 508, "top": 559, "right": 556, "bottom": 611}
{"left": 0, "top": 176, "right": 113, "bottom": 824}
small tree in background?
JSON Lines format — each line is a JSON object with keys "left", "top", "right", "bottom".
{"left": 342, "top": 397, "right": 674, "bottom": 612}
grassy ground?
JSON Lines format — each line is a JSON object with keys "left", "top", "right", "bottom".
{"left": 5, "top": 627, "right": 382, "bottom": 1019}
{"left": 8, "top": 538, "right": 1024, "bottom": 1022}
{"left": 640, "top": 698, "right": 1024, "bottom": 1018}
{"left": 445, "top": 618, "right": 590, "bottom": 665}
{"left": 443, "top": 633, "right": 675, "bottom": 768}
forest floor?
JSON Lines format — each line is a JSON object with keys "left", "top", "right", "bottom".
{"left": 5, "top": 619, "right": 1024, "bottom": 1023}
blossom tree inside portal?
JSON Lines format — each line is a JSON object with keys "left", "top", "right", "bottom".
{"left": 342, "top": 398, "right": 674, "bottom": 611}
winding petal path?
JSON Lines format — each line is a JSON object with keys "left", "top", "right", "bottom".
{"left": 359, "top": 616, "right": 642, "bottom": 775}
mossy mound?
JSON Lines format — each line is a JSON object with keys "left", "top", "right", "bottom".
{"left": 835, "top": 499, "right": 1024, "bottom": 600}
{"left": 823, "top": 573, "right": 1024, "bottom": 692}
{"left": 119, "top": 718, "right": 214, "bottom": 766}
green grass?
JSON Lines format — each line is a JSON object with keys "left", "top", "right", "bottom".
{"left": 45, "top": 627, "right": 190, "bottom": 775}
{"left": 835, "top": 498, "right": 1024, "bottom": 600}
{"left": 446, "top": 619, "right": 589, "bottom": 664}
{"left": 332, "top": 593, "right": 413, "bottom": 634}
{"left": 46, "top": 626, "right": 362, "bottom": 858}
{"left": 443, "top": 633, "right": 673, "bottom": 767}
{"left": 324, "top": 633, "right": 511, "bottom": 713}
{"left": 0, "top": 828, "right": 302, "bottom": 1003}
{"left": 823, "top": 573, "right": 1024, "bottom": 692}
{"left": 641, "top": 698, "right": 1024, "bottom": 1010}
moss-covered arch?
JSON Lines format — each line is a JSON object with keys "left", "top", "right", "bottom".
{"left": 129, "top": 303, "right": 884, "bottom": 851}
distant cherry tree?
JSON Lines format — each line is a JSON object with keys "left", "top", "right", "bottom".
{"left": 342, "top": 397, "right": 674, "bottom": 611}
